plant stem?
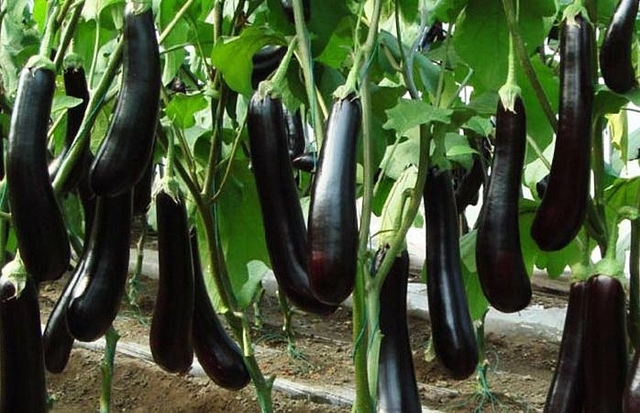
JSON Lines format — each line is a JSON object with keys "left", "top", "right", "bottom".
{"left": 89, "top": 17, "right": 102, "bottom": 87}
{"left": 39, "top": 0, "right": 59, "bottom": 59}
{"left": 52, "top": 40, "right": 123, "bottom": 195}
{"left": 292, "top": 0, "right": 323, "bottom": 145}
{"left": 502, "top": 0, "right": 558, "bottom": 132}
{"left": 53, "top": 0, "right": 85, "bottom": 71}
{"left": 99, "top": 326, "right": 120, "bottom": 413}
{"left": 352, "top": 264, "right": 372, "bottom": 413}
{"left": 158, "top": 0, "right": 195, "bottom": 45}
{"left": 127, "top": 219, "right": 147, "bottom": 312}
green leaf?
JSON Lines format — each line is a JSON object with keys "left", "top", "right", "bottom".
{"left": 307, "top": 0, "right": 352, "bottom": 55}
{"left": 235, "top": 261, "right": 269, "bottom": 310}
{"left": 217, "top": 160, "right": 270, "bottom": 303}
{"left": 520, "top": 59, "right": 557, "bottom": 162}
{"left": 518, "top": 200, "right": 583, "bottom": 278}
{"left": 427, "top": 0, "right": 468, "bottom": 23}
{"left": 606, "top": 110, "right": 628, "bottom": 163}
{"left": 605, "top": 177, "right": 640, "bottom": 212}
{"left": 82, "top": 0, "right": 124, "bottom": 21}
{"left": 158, "top": 0, "right": 192, "bottom": 85}
{"left": 378, "top": 165, "right": 418, "bottom": 247}
{"left": 593, "top": 88, "right": 630, "bottom": 116}
{"left": 51, "top": 95, "right": 83, "bottom": 115}
{"left": 315, "top": 17, "right": 358, "bottom": 69}
{"left": 383, "top": 99, "right": 453, "bottom": 135}
{"left": 459, "top": 231, "right": 489, "bottom": 321}
{"left": 629, "top": 126, "right": 640, "bottom": 161}
{"left": 165, "top": 93, "right": 208, "bottom": 129}
{"left": 379, "top": 136, "right": 420, "bottom": 180}
{"left": 454, "top": 0, "right": 556, "bottom": 91}
{"left": 463, "top": 115, "right": 493, "bottom": 136}
{"left": 210, "top": 27, "right": 284, "bottom": 96}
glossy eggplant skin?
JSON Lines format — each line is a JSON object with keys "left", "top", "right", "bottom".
{"left": 307, "top": 96, "right": 361, "bottom": 305}
{"left": 624, "top": 349, "right": 640, "bottom": 412}
{"left": 531, "top": 14, "right": 594, "bottom": 252}
{"left": 476, "top": 97, "right": 531, "bottom": 313}
{"left": 49, "top": 64, "right": 90, "bottom": 194}
{"left": 247, "top": 93, "right": 336, "bottom": 315}
{"left": 376, "top": 248, "right": 421, "bottom": 413}
{"left": 0, "top": 278, "right": 47, "bottom": 412}
{"left": 43, "top": 266, "right": 84, "bottom": 374}
{"left": 283, "top": 105, "right": 306, "bottom": 159}
{"left": 423, "top": 167, "right": 478, "bottom": 379}
{"left": 251, "top": 46, "right": 286, "bottom": 89}
{"left": 544, "top": 281, "right": 587, "bottom": 413}
{"left": 149, "top": 189, "right": 195, "bottom": 373}
{"left": 7, "top": 65, "right": 70, "bottom": 282}
{"left": 600, "top": 0, "right": 639, "bottom": 94}
{"left": 454, "top": 133, "right": 488, "bottom": 214}
{"left": 583, "top": 275, "right": 627, "bottom": 413}
{"left": 191, "top": 232, "right": 250, "bottom": 390}
{"left": 132, "top": 157, "right": 154, "bottom": 215}
{"left": 292, "top": 151, "right": 317, "bottom": 172}
{"left": 89, "top": 3, "right": 160, "bottom": 197}
{"left": 66, "top": 191, "right": 133, "bottom": 342}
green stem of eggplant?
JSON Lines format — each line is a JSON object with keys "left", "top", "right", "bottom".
{"left": 275, "top": 289, "right": 297, "bottom": 357}
{"left": 591, "top": 116, "right": 608, "bottom": 253}
{"left": 502, "top": 0, "right": 557, "bottom": 133}
{"left": 127, "top": 221, "right": 147, "bottom": 313}
{"left": 199, "top": 97, "right": 273, "bottom": 412}
{"left": 158, "top": 0, "right": 195, "bottom": 45}
{"left": 498, "top": 21, "right": 522, "bottom": 112}
{"left": 371, "top": 122, "right": 431, "bottom": 296}
{"left": 52, "top": 39, "right": 124, "bottom": 195}
{"left": 38, "top": 0, "right": 59, "bottom": 59}
{"left": 629, "top": 219, "right": 640, "bottom": 351}
{"left": 352, "top": 265, "right": 373, "bottom": 413}
{"left": 352, "top": 0, "right": 385, "bottom": 409}
{"left": 53, "top": 0, "right": 85, "bottom": 71}
{"left": 292, "top": 0, "right": 323, "bottom": 145}
{"left": 99, "top": 326, "right": 120, "bottom": 413}
{"left": 202, "top": 84, "right": 226, "bottom": 198}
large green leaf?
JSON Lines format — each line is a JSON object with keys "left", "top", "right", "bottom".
{"left": 459, "top": 231, "right": 489, "bottom": 321}
{"left": 164, "top": 93, "right": 208, "bottom": 129}
{"left": 210, "top": 27, "right": 284, "bottom": 96}
{"left": 217, "top": 160, "right": 270, "bottom": 307}
{"left": 158, "top": 0, "right": 191, "bottom": 85}
{"left": 520, "top": 59, "right": 558, "bottom": 161}
{"left": 454, "top": 0, "right": 556, "bottom": 91}
{"left": 383, "top": 98, "right": 453, "bottom": 135}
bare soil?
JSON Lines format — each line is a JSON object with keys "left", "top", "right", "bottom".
{"left": 38, "top": 267, "right": 566, "bottom": 413}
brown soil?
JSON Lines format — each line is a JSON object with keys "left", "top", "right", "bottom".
{"left": 38, "top": 266, "right": 566, "bottom": 413}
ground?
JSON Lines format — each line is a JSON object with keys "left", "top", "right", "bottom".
{"left": 38, "top": 264, "right": 566, "bottom": 413}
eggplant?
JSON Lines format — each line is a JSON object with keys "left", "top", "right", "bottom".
{"left": 375, "top": 248, "right": 421, "bottom": 413}
{"left": 544, "top": 281, "right": 587, "bottom": 413}
{"left": 191, "top": 232, "right": 250, "bottom": 390}
{"left": 307, "top": 96, "right": 361, "bottom": 305}
{"left": 247, "top": 92, "right": 337, "bottom": 315}
{"left": 583, "top": 274, "right": 627, "bottom": 413}
{"left": 600, "top": 0, "right": 639, "bottom": 94}
{"left": 89, "top": 2, "right": 160, "bottom": 196}
{"left": 6, "top": 62, "right": 70, "bottom": 282}
{"left": 476, "top": 96, "right": 531, "bottom": 313}
{"left": 531, "top": 13, "right": 594, "bottom": 251}
{"left": 0, "top": 278, "right": 47, "bottom": 412}
{"left": 424, "top": 167, "right": 478, "bottom": 379}
{"left": 149, "top": 188, "right": 195, "bottom": 373}
{"left": 66, "top": 190, "right": 133, "bottom": 342}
